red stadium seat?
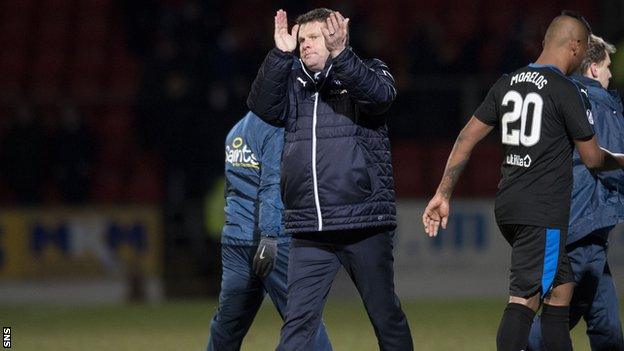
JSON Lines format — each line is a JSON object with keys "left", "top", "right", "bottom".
{"left": 0, "top": 51, "right": 27, "bottom": 97}
{"left": 70, "top": 45, "right": 106, "bottom": 99}
{"left": 37, "top": 18, "right": 70, "bottom": 51}
{"left": 109, "top": 51, "right": 140, "bottom": 97}
{"left": 31, "top": 52, "right": 66, "bottom": 98}
{"left": 74, "top": 17, "right": 110, "bottom": 46}
{"left": 94, "top": 108, "right": 134, "bottom": 169}
{"left": 100, "top": 108, "right": 134, "bottom": 138}
{"left": 127, "top": 152, "right": 163, "bottom": 203}
{"left": 465, "top": 142, "right": 502, "bottom": 196}
{"left": 91, "top": 166, "right": 124, "bottom": 203}
{"left": 392, "top": 142, "right": 428, "bottom": 197}
{"left": 0, "top": 18, "right": 31, "bottom": 51}
{"left": 76, "top": 0, "right": 112, "bottom": 18}
{"left": 0, "top": 0, "right": 35, "bottom": 19}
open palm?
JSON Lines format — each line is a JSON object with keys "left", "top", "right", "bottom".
{"left": 274, "top": 9, "right": 299, "bottom": 53}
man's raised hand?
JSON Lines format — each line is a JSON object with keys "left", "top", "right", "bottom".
{"left": 274, "top": 9, "right": 299, "bottom": 53}
{"left": 321, "top": 11, "right": 349, "bottom": 58}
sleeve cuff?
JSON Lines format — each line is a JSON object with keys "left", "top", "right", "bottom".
{"left": 331, "top": 46, "right": 355, "bottom": 66}
{"left": 270, "top": 47, "right": 296, "bottom": 59}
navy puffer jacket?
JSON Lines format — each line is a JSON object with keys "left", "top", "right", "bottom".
{"left": 248, "top": 47, "right": 397, "bottom": 234}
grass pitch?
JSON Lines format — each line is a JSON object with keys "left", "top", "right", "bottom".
{"left": 1, "top": 298, "right": 599, "bottom": 350}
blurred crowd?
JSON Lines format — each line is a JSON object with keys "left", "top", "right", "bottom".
{"left": 1, "top": 0, "right": 622, "bottom": 205}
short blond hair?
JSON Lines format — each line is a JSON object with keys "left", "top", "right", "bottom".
{"left": 579, "top": 34, "right": 616, "bottom": 73}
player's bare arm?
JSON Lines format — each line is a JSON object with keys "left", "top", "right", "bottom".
{"left": 274, "top": 9, "right": 299, "bottom": 53}
{"left": 575, "top": 136, "right": 624, "bottom": 171}
{"left": 423, "top": 117, "right": 494, "bottom": 237}
{"left": 321, "top": 11, "right": 349, "bottom": 58}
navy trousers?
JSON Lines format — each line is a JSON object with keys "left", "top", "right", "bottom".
{"left": 277, "top": 229, "right": 413, "bottom": 351}
{"left": 206, "top": 243, "right": 333, "bottom": 351}
{"left": 528, "top": 227, "right": 624, "bottom": 350}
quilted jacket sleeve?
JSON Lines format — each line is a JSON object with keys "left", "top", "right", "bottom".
{"left": 257, "top": 126, "right": 284, "bottom": 238}
{"left": 247, "top": 48, "right": 295, "bottom": 125}
{"left": 331, "top": 48, "right": 397, "bottom": 115}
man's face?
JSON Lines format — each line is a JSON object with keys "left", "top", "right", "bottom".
{"left": 298, "top": 21, "right": 330, "bottom": 73}
{"left": 593, "top": 53, "right": 612, "bottom": 89}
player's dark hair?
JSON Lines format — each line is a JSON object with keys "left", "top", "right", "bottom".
{"left": 295, "top": 8, "right": 333, "bottom": 25}
{"left": 560, "top": 10, "right": 592, "bottom": 34}
{"left": 578, "top": 34, "right": 616, "bottom": 74}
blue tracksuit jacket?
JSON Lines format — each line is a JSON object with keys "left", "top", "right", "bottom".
{"left": 221, "top": 111, "right": 289, "bottom": 245}
{"left": 568, "top": 74, "right": 624, "bottom": 244}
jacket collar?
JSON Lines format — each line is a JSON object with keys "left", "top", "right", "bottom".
{"left": 299, "top": 59, "right": 333, "bottom": 86}
{"left": 571, "top": 74, "right": 603, "bottom": 89}
{"left": 572, "top": 74, "right": 622, "bottom": 109}
{"left": 528, "top": 63, "right": 563, "bottom": 74}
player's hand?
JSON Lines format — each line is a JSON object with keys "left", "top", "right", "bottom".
{"left": 322, "top": 11, "right": 349, "bottom": 58}
{"left": 252, "top": 236, "right": 277, "bottom": 278}
{"left": 274, "top": 9, "right": 299, "bottom": 53}
{"left": 422, "top": 193, "right": 450, "bottom": 237}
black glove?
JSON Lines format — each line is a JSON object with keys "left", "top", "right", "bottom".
{"left": 252, "top": 236, "right": 277, "bottom": 278}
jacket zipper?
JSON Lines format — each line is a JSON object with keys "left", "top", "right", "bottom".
{"left": 300, "top": 61, "right": 332, "bottom": 232}
{"left": 312, "top": 92, "right": 323, "bottom": 231}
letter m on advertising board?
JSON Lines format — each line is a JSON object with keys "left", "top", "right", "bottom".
{"left": 30, "top": 223, "right": 70, "bottom": 255}
{"left": 106, "top": 222, "right": 147, "bottom": 253}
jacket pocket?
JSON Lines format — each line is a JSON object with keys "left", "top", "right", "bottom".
{"left": 316, "top": 137, "right": 372, "bottom": 206}
{"left": 280, "top": 141, "right": 312, "bottom": 210}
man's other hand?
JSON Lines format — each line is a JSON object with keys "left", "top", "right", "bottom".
{"left": 322, "top": 11, "right": 349, "bottom": 57}
{"left": 253, "top": 236, "right": 278, "bottom": 277}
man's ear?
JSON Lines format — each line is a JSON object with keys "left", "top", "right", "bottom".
{"left": 571, "top": 39, "right": 580, "bottom": 56}
{"left": 590, "top": 62, "right": 599, "bottom": 78}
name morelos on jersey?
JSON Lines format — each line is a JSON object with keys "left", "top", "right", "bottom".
{"left": 510, "top": 71, "right": 548, "bottom": 90}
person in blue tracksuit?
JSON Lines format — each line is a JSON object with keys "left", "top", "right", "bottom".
{"left": 206, "top": 111, "right": 332, "bottom": 351}
{"left": 529, "top": 34, "right": 624, "bottom": 351}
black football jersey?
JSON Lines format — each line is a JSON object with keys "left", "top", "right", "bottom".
{"left": 474, "top": 64, "right": 595, "bottom": 228}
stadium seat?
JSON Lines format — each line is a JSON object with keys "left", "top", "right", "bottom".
{"left": 0, "top": 51, "right": 26, "bottom": 95}
{"left": 37, "top": 18, "right": 70, "bottom": 52}
{"left": 91, "top": 165, "right": 124, "bottom": 203}
{"left": 0, "top": 178, "right": 16, "bottom": 205}
{"left": 70, "top": 46, "right": 106, "bottom": 99}
{"left": 74, "top": 17, "right": 109, "bottom": 45}
{"left": 0, "top": 0, "right": 35, "bottom": 19}
{"left": 95, "top": 108, "right": 134, "bottom": 169}
{"left": 127, "top": 151, "right": 163, "bottom": 203}
{"left": 392, "top": 142, "right": 428, "bottom": 197}
{"left": 0, "top": 18, "right": 31, "bottom": 51}
{"left": 109, "top": 49, "right": 140, "bottom": 97}
{"left": 466, "top": 142, "right": 502, "bottom": 196}
{"left": 76, "top": 0, "right": 112, "bottom": 19}
{"left": 31, "top": 53, "right": 66, "bottom": 98}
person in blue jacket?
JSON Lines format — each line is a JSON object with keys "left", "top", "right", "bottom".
{"left": 529, "top": 34, "right": 624, "bottom": 351}
{"left": 247, "top": 8, "right": 413, "bottom": 351}
{"left": 205, "top": 111, "right": 332, "bottom": 351}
